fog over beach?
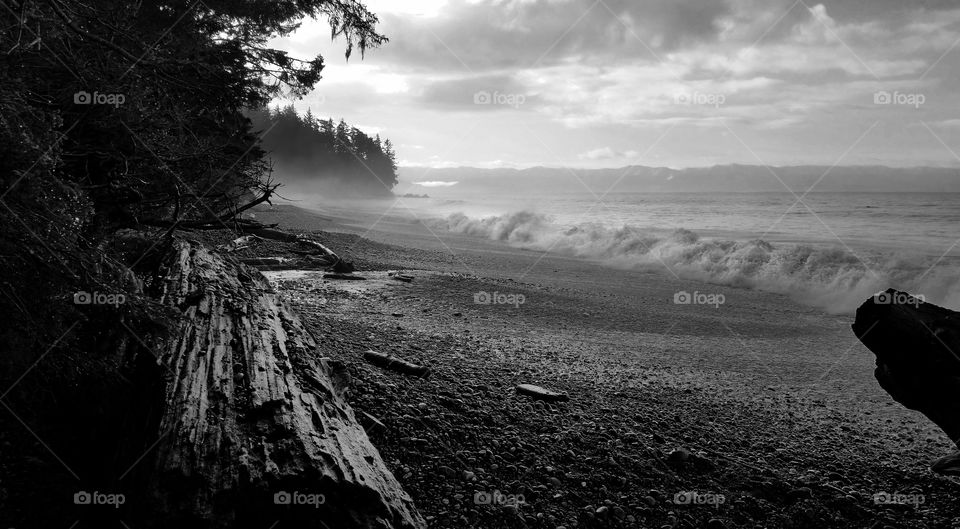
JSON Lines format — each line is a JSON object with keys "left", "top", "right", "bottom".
{"left": 287, "top": 166, "right": 960, "bottom": 315}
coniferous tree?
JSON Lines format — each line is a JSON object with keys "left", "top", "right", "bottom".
{"left": 247, "top": 106, "right": 399, "bottom": 195}
{"left": 0, "top": 5, "right": 389, "bottom": 516}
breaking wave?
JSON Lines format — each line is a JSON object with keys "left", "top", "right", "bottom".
{"left": 426, "top": 211, "right": 960, "bottom": 314}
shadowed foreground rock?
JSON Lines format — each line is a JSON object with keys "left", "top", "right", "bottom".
{"left": 144, "top": 239, "right": 424, "bottom": 528}
{"left": 852, "top": 288, "right": 960, "bottom": 473}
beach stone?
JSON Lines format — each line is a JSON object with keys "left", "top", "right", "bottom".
{"left": 689, "top": 452, "right": 716, "bottom": 471}
{"left": 666, "top": 447, "right": 691, "bottom": 463}
{"left": 707, "top": 519, "right": 726, "bottom": 529}
{"left": 788, "top": 487, "right": 813, "bottom": 502}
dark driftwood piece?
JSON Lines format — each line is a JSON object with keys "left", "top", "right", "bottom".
{"left": 147, "top": 240, "right": 424, "bottom": 528}
{"left": 325, "top": 273, "right": 366, "bottom": 281}
{"left": 363, "top": 351, "right": 430, "bottom": 377}
{"left": 852, "top": 288, "right": 960, "bottom": 474}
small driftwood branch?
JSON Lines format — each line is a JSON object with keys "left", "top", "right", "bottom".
{"left": 363, "top": 350, "right": 430, "bottom": 377}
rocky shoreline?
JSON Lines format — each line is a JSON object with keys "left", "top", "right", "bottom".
{"left": 289, "top": 275, "right": 958, "bottom": 528}
{"left": 190, "top": 209, "right": 960, "bottom": 529}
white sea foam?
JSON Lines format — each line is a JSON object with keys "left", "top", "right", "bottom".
{"left": 426, "top": 211, "right": 960, "bottom": 314}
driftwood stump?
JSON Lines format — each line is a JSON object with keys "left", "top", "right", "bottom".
{"left": 852, "top": 289, "right": 960, "bottom": 472}
{"left": 144, "top": 240, "right": 424, "bottom": 528}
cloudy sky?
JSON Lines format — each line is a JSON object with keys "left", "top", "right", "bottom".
{"left": 271, "top": 0, "right": 960, "bottom": 169}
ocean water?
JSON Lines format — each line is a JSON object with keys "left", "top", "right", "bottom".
{"left": 402, "top": 192, "right": 960, "bottom": 314}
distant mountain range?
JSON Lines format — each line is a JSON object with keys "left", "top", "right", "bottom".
{"left": 398, "top": 165, "right": 960, "bottom": 194}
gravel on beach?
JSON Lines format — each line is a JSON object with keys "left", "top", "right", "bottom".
{"left": 193, "top": 206, "right": 960, "bottom": 529}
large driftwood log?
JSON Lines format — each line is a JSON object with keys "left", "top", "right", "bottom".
{"left": 243, "top": 226, "right": 354, "bottom": 272}
{"left": 147, "top": 240, "right": 424, "bottom": 528}
{"left": 852, "top": 289, "right": 960, "bottom": 464}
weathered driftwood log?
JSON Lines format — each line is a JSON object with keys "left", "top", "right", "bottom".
{"left": 852, "top": 289, "right": 960, "bottom": 471}
{"left": 217, "top": 234, "right": 260, "bottom": 253}
{"left": 239, "top": 255, "right": 336, "bottom": 270}
{"left": 238, "top": 256, "right": 286, "bottom": 267}
{"left": 241, "top": 226, "right": 354, "bottom": 272}
{"left": 515, "top": 384, "right": 570, "bottom": 402}
{"left": 217, "top": 226, "right": 354, "bottom": 272}
{"left": 388, "top": 271, "right": 414, "bottom": 283}
{"left": 147, "top": 240, "right": 424, "bottom": 528}
{"left": 363, "top": 351, "right": 430, "bottom": 377}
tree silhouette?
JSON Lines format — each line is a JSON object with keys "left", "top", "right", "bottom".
{"left": 248, "top": 105, "right": 399, "bottom": 194}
